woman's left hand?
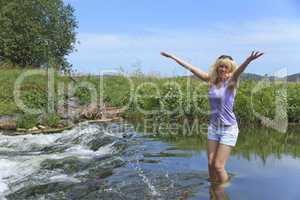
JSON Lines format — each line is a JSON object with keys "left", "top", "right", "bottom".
{"left": 247, "top": 51, "right": 264, "bottom": 62}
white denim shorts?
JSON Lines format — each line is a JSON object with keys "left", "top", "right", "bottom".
{"left": 207, "top": 124, "right": 239, "bottom": 147}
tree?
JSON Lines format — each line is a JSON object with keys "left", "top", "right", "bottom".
{"left": 0, "top": 0, "right": 78, "bottom": 71}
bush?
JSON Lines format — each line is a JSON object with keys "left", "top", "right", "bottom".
{"left": 74, "top": 87, "right": 92, "bottom": 105}
{"left": 16, "top": 113, "right": 39, "bottom": 129}
{"left": 45, "top": 113, "right": 61, "bottom": 128}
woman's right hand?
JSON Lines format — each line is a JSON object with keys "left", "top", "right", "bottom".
{"left": 160, "top": 51, "right": 173, "bottom": 58}
{"left": 160, "top": 51, "right": 209, "bottom": 82}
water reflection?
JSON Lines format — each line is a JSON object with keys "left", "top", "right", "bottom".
{"left": 209, "top": 184, "right": 230, "bottom": 200}
{"left": 140, "top": 125, "right": 300, "bottom": 199}
{"left": 154, "top": 126, "right": 300, "bottom": 162}
{"left": 178, "top": 183, "right": 231, "bottom": 200}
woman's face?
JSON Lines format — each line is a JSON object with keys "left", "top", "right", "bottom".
{"left": 217, "top": 64, "right": 230, "bottom": 80}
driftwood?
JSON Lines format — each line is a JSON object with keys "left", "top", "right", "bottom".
{"left": 13, "top": 125, "right": 74, "bottom": 135}
{"left": 3, "top": 116, "right": 123, "bottom": 136}
{"left": 86, "top": 117, "right": 122, "bottom": 123}
{"left": 80, "top": 104, "right": 125, "bottom": 120}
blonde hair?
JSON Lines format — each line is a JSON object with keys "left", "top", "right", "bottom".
{"left": 209, "top": 56, "right": 237, "bottom": 86}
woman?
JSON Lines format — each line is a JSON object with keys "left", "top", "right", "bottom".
{"left": 160, "top": 51, "right": 264, "bottom": 184}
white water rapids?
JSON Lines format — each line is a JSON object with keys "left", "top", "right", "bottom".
{"left": 0, "top": 122, "right": 130, "bottom": 199}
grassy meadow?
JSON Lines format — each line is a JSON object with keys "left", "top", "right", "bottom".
{"left": 0, "top": 68, "right": 299, "bottom": 130}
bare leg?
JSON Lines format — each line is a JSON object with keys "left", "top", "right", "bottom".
{"left": 207, "top": 140, "right": 219, "bottom": 183}
{"left": 214, "top": 144, "right": 232, "bottom": 183}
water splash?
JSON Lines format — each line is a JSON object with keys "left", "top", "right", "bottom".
{"left": 0, "top": 122, "right": 125, "bottom": 198}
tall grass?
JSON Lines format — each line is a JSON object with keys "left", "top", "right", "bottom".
{"left": 0, "top": 68, "right": 299, "bottom": 128}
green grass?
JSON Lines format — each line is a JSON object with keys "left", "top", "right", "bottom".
{"left": 0, "top": 68, "right": 299, "bottom": 128}
{"left": 16, "top": 113, "right": 39, "bottom": 129}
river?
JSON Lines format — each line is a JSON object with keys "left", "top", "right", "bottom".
{"left": 0, "top": 122, "right": 300, "bottom": 199}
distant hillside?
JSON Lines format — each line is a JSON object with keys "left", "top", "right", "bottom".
{"left": 240, "top": 73, "right": 264, "bottom": 81}
{"left": 286, "top": 73, "right": 300, "bottom": 82}
{"left": 188, "top": 73, "right": 300, "bottom": 82}
{"left": 241, "top": 73, "right": 300, "bottom": 82}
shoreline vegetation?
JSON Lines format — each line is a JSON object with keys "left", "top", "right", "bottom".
{"left": 0, "top": 68, "right": 299, "bottom": 136}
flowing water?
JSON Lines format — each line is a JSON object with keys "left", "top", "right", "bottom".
{"left": 0, "top": 121, "right": 300, "bottom": 199}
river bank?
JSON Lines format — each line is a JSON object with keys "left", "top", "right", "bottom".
{"left": 0, "top": 68, "right": 299, "bottom": 135}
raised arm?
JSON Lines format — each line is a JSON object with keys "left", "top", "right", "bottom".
{"left": 230, "top": 51, "right": 264, "bottom": 82}
{"left": 160, "top": 51, "right": 210, "bottom": 82}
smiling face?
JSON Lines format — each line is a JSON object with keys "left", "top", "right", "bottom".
{"left": 210, "top": 56, "right": 237, "bottom": 85}
{"left": 217, "top": 63, "right": 230, "bottom": 80}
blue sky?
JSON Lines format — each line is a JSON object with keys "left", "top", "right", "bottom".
{"left": 64, "top": 0, "right": 300, "bottom": 76}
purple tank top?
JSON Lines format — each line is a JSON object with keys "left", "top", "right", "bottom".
{"left": 208, "top": 79, "right": 237, "bottom": 127}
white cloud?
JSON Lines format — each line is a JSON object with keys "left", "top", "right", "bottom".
{"left": 68, "top": 18, "right": 300, "bottom": 75}
{"left": 221, "top": 18, "right": 300, "bottom": 45}
{"left": 79, "top": 33, "right": 123, "bottom": 49}
{"left": 75, "top": 18, "right": 300, "bottom": 51}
